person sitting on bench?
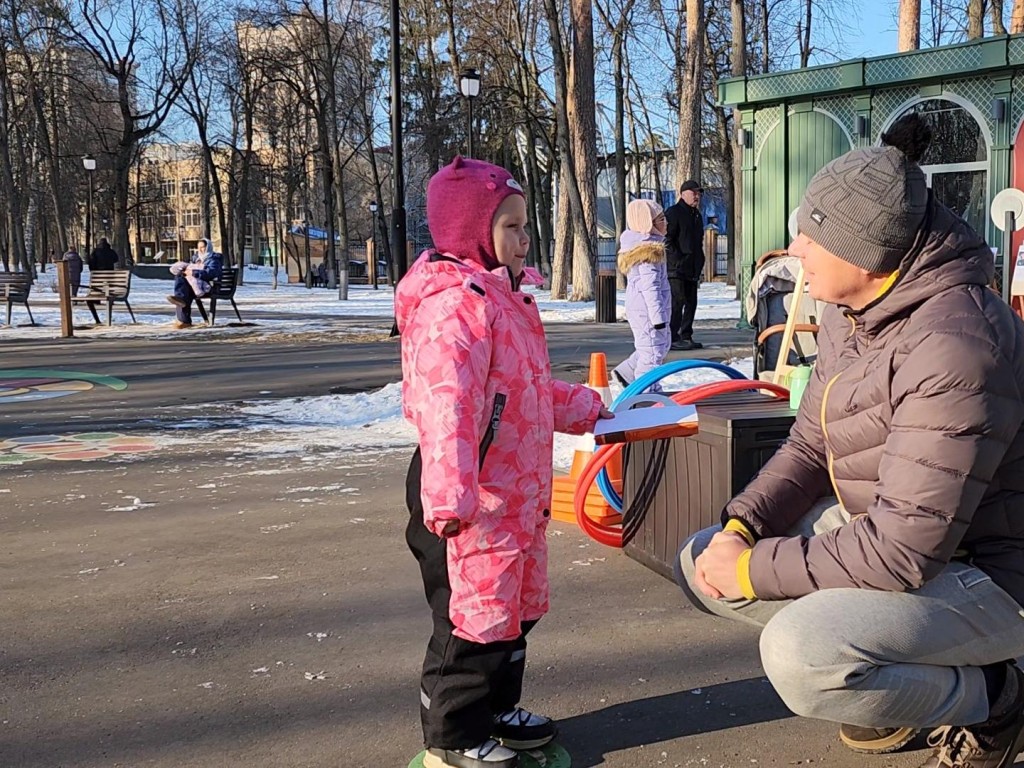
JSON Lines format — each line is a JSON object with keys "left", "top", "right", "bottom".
{"left": 167, "top": 238, "right": 223, "bottom": 329}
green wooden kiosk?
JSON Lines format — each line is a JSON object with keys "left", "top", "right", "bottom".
{"left": 721, "top": 35, "right": 1024, "bottom": 312}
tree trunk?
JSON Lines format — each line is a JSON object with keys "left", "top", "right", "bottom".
{"left": 676, "top": 0, "right": 705, "bottom": 187}
{"left": 730, "top": 0, "right": 746, "bottom": 285}
{"left": 992, "top": 0, "right": 1007, "bottom": 34}
{"left": 537, "top": 142, "right": 555, "bottom": 277}
{"left": 521, "top": 136, "right": 542, "bottom": 270}
{"left": 626, "top": 94, "right": 642, "bottom": 196}
{"left": 543, "top": 0, "right": 596, "bottom": 300}
{"left": 799, "top": 0, "right": 813, "bottom": 66}
{"left": 1012, "top": 0, "right": 1024, "bottom": 32}
{"left": 760, "top": 0, "right": 770, "bottom": 72}
{"left": 361, "top": 104, "right": 392, "bottom": 269}
{"left": 612, "top": 33, "right": 627, "bottom": 236}
{"left": 968, "top": 0, "right": 985, "bottom": 38}
{"left": 568, "top": 0, "right": 597, "bottom": 301}
{"left": 551, "top": 162, "right": 572, "bottom": 300}
{"left": 898, "top": 0, "right": 922, "bottom": 50}
{"left": 335, "top": 159, "right": 349, "bottom": 301}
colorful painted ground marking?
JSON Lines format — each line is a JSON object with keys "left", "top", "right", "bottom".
{"left": 0, "top": 433, "right": 159, "bottom": 465}
{"left": 0, "top": 370, "right": 128, "bottom": 405}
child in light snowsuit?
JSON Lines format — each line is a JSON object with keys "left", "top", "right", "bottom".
{"left": 396, "top": 156, "right": 607, "bottom": 768}
{"left": 613, "top": 199, "right": 672, "bottom": 389}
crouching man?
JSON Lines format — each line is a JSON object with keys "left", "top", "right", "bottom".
{"left": 676, "top": 114, "right": 1024, "bottom": 768}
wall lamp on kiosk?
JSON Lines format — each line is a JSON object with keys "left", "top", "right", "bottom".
{"left": 992, "top": 97, "right": 1007, "bottom": 123}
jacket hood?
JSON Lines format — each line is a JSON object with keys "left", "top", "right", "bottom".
{"left": 395, "top": 250, "right": 544, "bottom": 334}
{"left": 853, "top": 200, "right": 994, "bottom": 336}
{"left": 618, "top": 242, "right": 666, "bottom": 273}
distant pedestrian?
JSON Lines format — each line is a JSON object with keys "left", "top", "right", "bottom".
{"left": 62, "top": 246, "right": 84, "bottom": 296}
{"left": 88, "top": 238, "right": 118, "bottom": 272}
{"left": 664, "top": 179, "right": 705, "bottom": 350}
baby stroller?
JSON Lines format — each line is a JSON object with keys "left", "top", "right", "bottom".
{"left": 747, "top": 250, "right": 823, "bottom": 381}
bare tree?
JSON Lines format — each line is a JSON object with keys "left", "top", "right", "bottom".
{"left": 595, "top": 0, "right": 638, "bottom": 240}
{"left": 543, "top": 0, "right": 597, "bottom": 300}
{"left": 568, "top": 0, "right": 597, "bottom": 300}
{"left": 179, "top": 17, "right": 232, "bottom": 264}
{"left": 0, "top": 36, "right": 28, "bottom": 271}
{"left": 676, "top": 0, "right": 705, "bottom": 183}
{"left": 52, "top": 0, "right": 202, "bottom": 265}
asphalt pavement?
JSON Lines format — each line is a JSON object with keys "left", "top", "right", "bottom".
{"left": 0, "top": 318, "right": 930, "bottom": 768}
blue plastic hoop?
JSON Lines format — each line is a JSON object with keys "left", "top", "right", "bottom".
{"left": 596, "top": 360, "right": 747, "bottom": 511}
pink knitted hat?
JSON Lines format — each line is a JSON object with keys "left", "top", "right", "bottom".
{"left": 626, "top": 199, "right": 664, "bottom": 235}
{"left": 426, "top": 156, "right": 525, "bottom": 270}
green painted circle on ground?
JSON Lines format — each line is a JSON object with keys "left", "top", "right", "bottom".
{"left": 408, "top": 743, "right": 570, "bottom": 768}
{"left": 0, "top": 453, "right": 41, "bottom": 464}
{"left": 70, "top": 432, "right": 122, "bottom": 441}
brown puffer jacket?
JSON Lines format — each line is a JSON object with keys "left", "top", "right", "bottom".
{"left": 727, "top": 201, "right": 1024, "bottom": 604}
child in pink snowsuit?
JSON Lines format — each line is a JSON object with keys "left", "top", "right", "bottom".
{"left": 396, "top": 156, "right": 606, "bottom": 768}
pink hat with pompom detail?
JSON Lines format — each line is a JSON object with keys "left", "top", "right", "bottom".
{"left": 426, "top": 156, "right": 525, "bottom": 270}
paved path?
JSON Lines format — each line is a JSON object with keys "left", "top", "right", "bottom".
{"left": 0, "top": 321, "right": 930, "bottom": 768}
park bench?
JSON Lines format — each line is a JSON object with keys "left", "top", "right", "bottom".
{"left": 71, "top": 269, "right": 136, "bottom": 326}
{"left": 195, "top": 267, "right": 243, "bottom": 326}
{"left": 0, "top": 273, "right": 34, "bottom": 326}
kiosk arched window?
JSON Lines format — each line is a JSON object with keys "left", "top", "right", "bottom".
{"left": 888, "top": 98, "right": 988, "bottom": 235}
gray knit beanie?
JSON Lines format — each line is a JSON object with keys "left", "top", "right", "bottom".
{"left": 796, "top": 133, "right": 929, "bottom": 273}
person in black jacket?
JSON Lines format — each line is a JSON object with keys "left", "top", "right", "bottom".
{"left": 664, "top": 179, "right": 705, "bottom": 350}
{"left": 88, "top": 238, "right": 118, "bottom": 271}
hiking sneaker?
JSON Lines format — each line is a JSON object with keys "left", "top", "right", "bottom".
{"left": 493, "top": 707, "right": 557, "bottom": 750}
{"left": 424, "top": 739, "right": 518, "bottom": 768}
{"left": 918, "top": 663, "right": 1024, "bottom": 767}
{"left": 166, "top": 295, "right": 185, "bottom": 308}
{"left": 840, "top": 724, "right": 917, "bottom": 754}
{"left": 172, "top": 321, "right": 193, "bottom": 330}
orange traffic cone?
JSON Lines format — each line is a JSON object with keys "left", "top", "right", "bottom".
{"left": 550, "top": 352, "right": 622, "bottom": 526}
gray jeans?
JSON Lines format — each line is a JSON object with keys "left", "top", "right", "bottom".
{"left": 677, "top": 499, "right": 1024, "bottom": 729}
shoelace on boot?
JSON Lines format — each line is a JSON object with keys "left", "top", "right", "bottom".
{"left": 459, "top": 738, "right": 506, "bottom": 758}
{"left": 496, "top": 707, "right": 548, "bottom": 727}
{"left": 927, "top": 725, "right": 993, "bottom": 767}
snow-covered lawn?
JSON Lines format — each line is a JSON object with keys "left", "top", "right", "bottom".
{"left": 211, "top": 356, "right": 756, "bottom": 472}
{"left": 3, "top": 265, "right": 740, "bottom": 340}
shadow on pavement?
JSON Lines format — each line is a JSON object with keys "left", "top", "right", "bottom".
{"left": 559, "top": 677, "right": 793, "bottom": 767}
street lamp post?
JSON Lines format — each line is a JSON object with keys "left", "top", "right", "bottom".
{"left": 82, "top": 155, "right": 96, "bottom": 255}
{"left": 178, "top": 224, "right": 185, "bottom": 261}
{"left": 459, "top": 68, "right": 481, "bottom": 158}
{"left": 389, "top": 0, "right": 407, "bottom": 282}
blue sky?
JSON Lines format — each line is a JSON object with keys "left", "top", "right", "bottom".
{"left": 828, "top": 0, "right": 904, "bottom": 61}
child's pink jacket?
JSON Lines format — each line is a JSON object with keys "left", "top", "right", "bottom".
{"left": 396, "top": 251, "right": 602, "bottom": 644}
